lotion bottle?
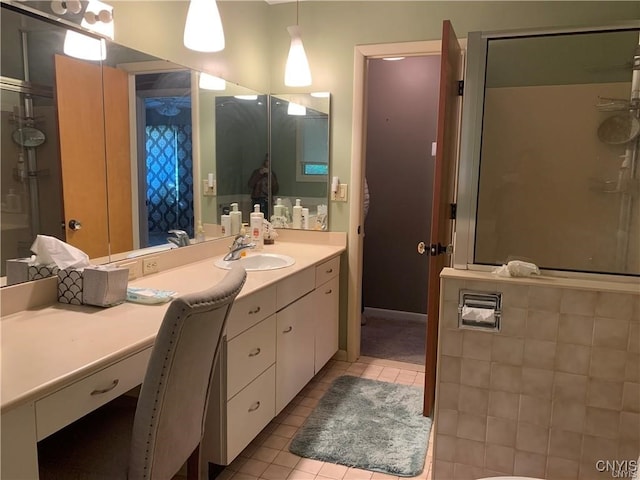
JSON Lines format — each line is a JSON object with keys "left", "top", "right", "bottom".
{"left": 250, "top": 204, "right": 264, "bottom": 250}
{"left": 230, "top": 203, "right": 242, "bottom": 235}
{"left": 274, "top": 198, "right": 285, "bottom": 218}
{"left": 301, "top": 207, "right": 309, "bottom": 230}
{"left": 221, "top": 214, "right": 230, "bottom": 236}
{"left": 292, "top": 198, "right": 303, "bottom": 229}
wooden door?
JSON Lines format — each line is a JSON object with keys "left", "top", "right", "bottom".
{"left": 102, "top": 64, "right": 133, "bottom": 255}
{"left": 423, "top": 20, "right": 463, "bottom": 415}
{"left": 55, "top": 54, "right": 109, "bottom": 259}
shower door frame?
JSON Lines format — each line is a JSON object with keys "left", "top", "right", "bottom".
{"left": 454, "top": 21, "right": 640, "bottom": 280}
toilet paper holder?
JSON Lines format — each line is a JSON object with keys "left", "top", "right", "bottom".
{"left": 458, "top": 290, "right": 502, "bottom": 331}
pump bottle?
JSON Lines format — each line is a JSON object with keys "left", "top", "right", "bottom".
{"left": 292, "top": 199, "right": 303, "bottom": 229}
{"left": 250, "top": 204, "right": 264, "bottom": 250}
{"left": 230, "top": 203, "right": 242, "bottom": 235}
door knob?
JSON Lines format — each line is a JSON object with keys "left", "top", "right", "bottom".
{"left": 417, "top": 241, "right": 426, "bottom": 254}
{"left": 68, "top": 219, "right": 82, "bottom": 231}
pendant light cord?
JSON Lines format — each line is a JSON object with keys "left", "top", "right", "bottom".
{"left": 296, "top": 0, "right": 299, "bottom": 26}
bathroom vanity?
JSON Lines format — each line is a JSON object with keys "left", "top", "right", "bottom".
{"left": 0, "top": 233, "right": 345, "bottom": 479}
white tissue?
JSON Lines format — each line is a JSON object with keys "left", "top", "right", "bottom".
{"left": 494, "top": 260, "right": 540, "bottom": 278}
{"left": 461, "top": 305, "right": 496, "bottom": 325}
{"left": 30, "top": 234, "right": 90, "bottom": 270}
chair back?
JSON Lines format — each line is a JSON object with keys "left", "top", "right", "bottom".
{"left": 128, "top": 264, "right": 246, "bottom": 479}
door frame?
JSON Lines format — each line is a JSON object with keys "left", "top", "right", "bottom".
{"left": 347, "top": 37, "right": 466, "bottom": 398}
{"left": 347, "top": 40, "right": 444, "bottom": 363}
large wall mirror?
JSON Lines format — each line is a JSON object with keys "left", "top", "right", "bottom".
{"left": 0, "top": 1, "right": 331, "bottom": 288}
{"left": 269, "top": 93, "right": 330, "bottom": 230}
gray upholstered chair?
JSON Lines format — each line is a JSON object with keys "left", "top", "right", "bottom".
{"left": 38, "top": 264, "right": 247, "bottom": 480}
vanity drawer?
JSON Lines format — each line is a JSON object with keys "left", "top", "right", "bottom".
{"left": 35, "top": 347, "right": 152, "bottom": 441}
{"left": 226, "top": 285, "right": 276, "bottom": 340}
{"left": 226, "top": 365, "right": 275, "bottom": 463}
{"left": 226, "top": 315, "right": 276, "bottom": 400}
{"left": 276, "top": 267, "right": 315, "bottom": 311}
{"left": 315, "top": 256, "right": 340, "bottom": 286}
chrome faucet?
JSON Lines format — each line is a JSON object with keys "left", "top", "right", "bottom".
{"left": 223, "top": 234, "right": 256, "bottom": 261}
{"left": 167, "top": 229, "right": 190, "bottom": 247}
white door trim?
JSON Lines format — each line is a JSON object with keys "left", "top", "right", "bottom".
{"left": 347, "top": 40, "right": 445, "bottom": 362}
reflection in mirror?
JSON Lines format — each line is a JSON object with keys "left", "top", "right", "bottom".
{"left": 198, "top": 84, "right": 268, "bottom": 235}
{"left": 132, "top": 70, "right": 193, "bottom": 251}
{"left": 1, "top": 4, "right": 98, "bottom": 283}
{"left": 269, "top": 93, "right": 330, "bottom": 230}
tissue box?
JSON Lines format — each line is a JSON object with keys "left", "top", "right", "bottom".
{"left": 57, "top": 266, "right": 129, "bottom": 307}
{"left": 6, "top": 258, "right": 59, "bottom": 286}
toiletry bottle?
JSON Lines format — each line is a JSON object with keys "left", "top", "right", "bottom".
{"left": 274, "top": 198, "right": 285, "bottom": 218}
{"left": 301, "top": 207, "right": 309, "bottom": 230}
{"left": 196, "top": 221, "right": 206, "bottom": 243}
{"left": 221, "top": 214, "right": 230, "bottom": 236}
{"left": 230, "top": 203, "right": 242, "bottom": 235}
{"left": 6, "top": 188, "right": 20, "bottom": 213}
{"left": 292, "top": 198, "right": 303, "bottom": 229}
{"left": 250, "top": 204, "right": 264, "bottom": 250}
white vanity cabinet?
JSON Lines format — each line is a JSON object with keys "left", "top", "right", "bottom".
{"left": 203, "top": 255, "right": 341, "bottom": 467}
{"left": 313, "top": 256, "right": 340, "bottom": 372}
{"left": 275, "top": 292, "right": 315, "bottom": 414}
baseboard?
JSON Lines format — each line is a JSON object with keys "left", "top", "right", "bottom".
{"left": 363, "top": 307, "right": 427, "bottom": 324}
{"left": 333, "top": 349, "right": 348, "bottom": 361}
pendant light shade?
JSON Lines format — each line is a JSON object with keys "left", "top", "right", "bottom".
{"left": 184, "top": 0, "right": 225, "bottom": 52}
{"left": 199, "top": 72, "right": 226, "bottom": 90}
{"left": 285, "top": 25, "right": 312, "bottom": 87}
{"left": 287, "top": 102, "right": 306, "bottom": 116}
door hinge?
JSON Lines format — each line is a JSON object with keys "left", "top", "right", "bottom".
{"left": 429, "top": 243, "right": 453, "bottom": 256}
{"left": 457, "top": 80, "right": 464, "bottom": 96}
{"left": 450, "top": 203, "right": 457, "bottom": 220}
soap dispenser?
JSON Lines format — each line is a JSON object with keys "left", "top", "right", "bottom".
{"left": 292, "top": 199, "right": 303, "bottom": 229}
{"left": 250, "top": 204, "right": 264, "bottom": 250}
{"left": 230, "top": 203, "right": 242, "bottom": 235}
{"left": 274, "top": 198, "right": 285, "bottom": 218}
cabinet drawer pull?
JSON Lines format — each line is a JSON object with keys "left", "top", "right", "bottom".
{"left": 282, "top": 326, "right": 293, "bottom": 333}
{"left": 248, "top": 347, "right": 261, "bottom": 357}
{"left": 248, "top": 306, "right": 261, "bottom": 315}
{"left": 325, "top": 289, "right": 332, "bottom": 294}
{"left": 248, "top": 401, "right": 261, "bottom": 412}
{"left": 90, "top": 379, "right": 119, "bottom": 395}
{"left": 326, "top": 268, "right": 333, "bottom": 274}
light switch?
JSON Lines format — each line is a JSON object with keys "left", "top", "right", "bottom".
{"left": 331, "top": 183, "right": 347, "bottom": 202}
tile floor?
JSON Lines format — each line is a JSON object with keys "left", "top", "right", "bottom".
{"left": 208, "top": 357, "right": 434, "bottom": 480}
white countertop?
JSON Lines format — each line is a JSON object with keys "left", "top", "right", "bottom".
{"left": 1, "top": 239, "right": 345, "bottom": 413}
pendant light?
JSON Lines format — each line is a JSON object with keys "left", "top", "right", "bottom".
{"left": 199, "top": 72, "right": 226, "bottom": 91}
{"left": 184, "top": 0, "right": 225, "bottom": 52}
{"left": 284, "top": 0, "right": 311, "bottom": 87}
{"left": 287, "top": 102, "right": 306, "bottom": 116}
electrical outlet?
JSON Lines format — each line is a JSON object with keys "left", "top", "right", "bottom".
{"left": 142, "top": 257, "right": 159, "bottom": 275}
{"left": 202, "top": 179, "right": 216, "bottom": 196}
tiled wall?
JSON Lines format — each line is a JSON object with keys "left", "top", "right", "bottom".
{"left": 432, "top": 272, "right": 640, "bottom": 480}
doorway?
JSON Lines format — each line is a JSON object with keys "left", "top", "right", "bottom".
{"left": 360, "top": 55, "right": 441, "bottom": 365}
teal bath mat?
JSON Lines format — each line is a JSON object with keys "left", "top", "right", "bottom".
{"left": 289, "top": 375, "right": 432, "bottom": 477}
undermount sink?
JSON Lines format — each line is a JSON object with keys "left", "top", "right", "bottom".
{"left": 214, "top": 253, "right": 295, "bottom": 271}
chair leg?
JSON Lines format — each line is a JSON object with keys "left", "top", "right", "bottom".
{"left": 187, "top": 445, "right": 200, "bottom": 480}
